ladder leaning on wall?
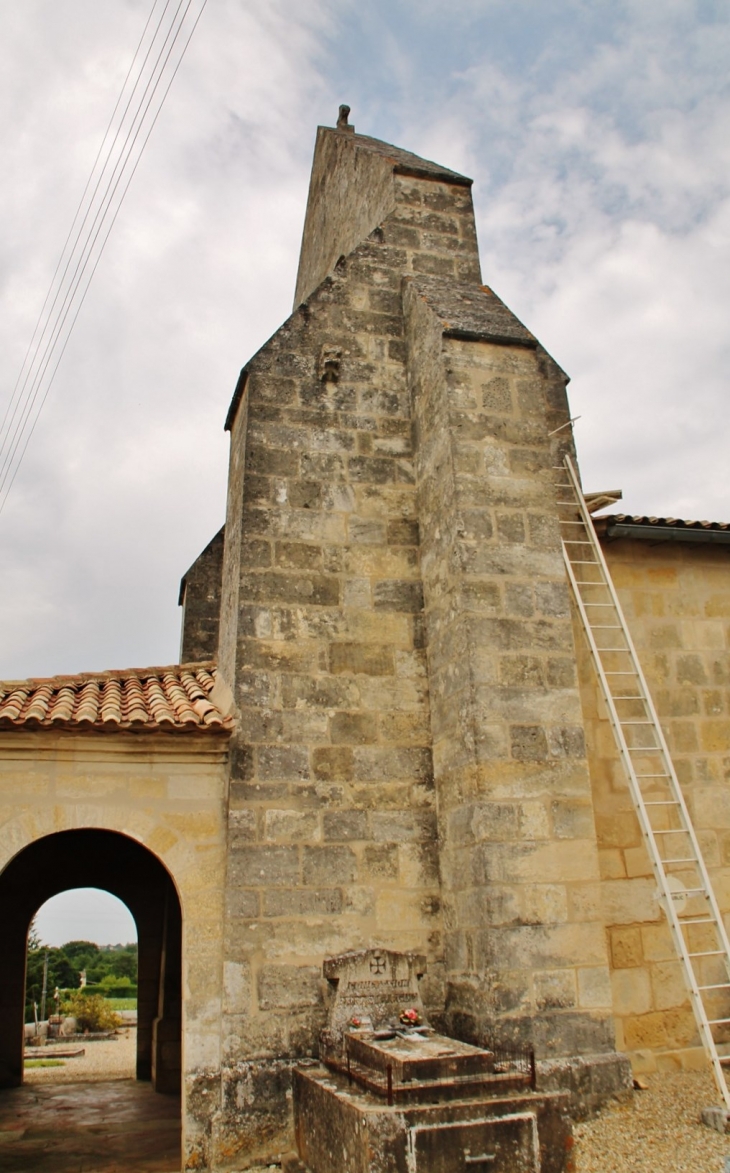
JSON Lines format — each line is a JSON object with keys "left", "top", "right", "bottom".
{"left": 554, "top": 453, "right": 730, "bottom": 1109}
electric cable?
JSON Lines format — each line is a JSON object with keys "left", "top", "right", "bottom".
{"left": 0, "top": 0, "right": 169, "bottom": 451}
{"left": 0, "top": 0, "right": 194, "bottom": 492}
{"left": 0, "top": 0, "right": 208, "bottom": 515}
{"left": 0, "top": 0, "right": 191, "bottom": 492}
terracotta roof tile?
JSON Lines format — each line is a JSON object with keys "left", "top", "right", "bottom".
{"left": 0, "top": 663, "right": 232, "bottom": 734}
{"left": 594, "top": 514, "right": 730, "bottom": 543}
{"left": 598, "top": 513, "right": 730, "bottom": 531}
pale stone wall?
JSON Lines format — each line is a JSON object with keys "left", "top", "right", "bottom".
{"left": 214, "top": 124, "right": 627, "bottom": 1165}
{"left": 578, "top": 536, "right": 730, "bottom": 1072}
{"left": 0, "top": 731, "right": 229, "bottom": 1168}
{"left": 179, "top": 527, "right": 225, "bottom": 663}
{"left": 217, "top": 192, "right": 444, "bottom": 1166}
{"left": 405, "top": 284, "right": 615, "bottom": 1060}
{"left": 294, "top": 124, "right": 480, "bottom": 309}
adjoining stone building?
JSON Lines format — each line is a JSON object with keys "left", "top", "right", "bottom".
{"left": 1, "top": 111, "right": 729, "bottom": 1170}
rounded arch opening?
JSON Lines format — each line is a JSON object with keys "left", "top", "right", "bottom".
{"left": 0, "top": 829, "right": 181, "bottom": 1093}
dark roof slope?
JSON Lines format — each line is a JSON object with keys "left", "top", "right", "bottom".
{"left": 349, "top": 132, "right": 473, "bottom": 187}
{"left": 408, "top": 276, "right": 537, "bottom": 347}
{"left": 594, "top": 514, "right": 730, "bottom": 544}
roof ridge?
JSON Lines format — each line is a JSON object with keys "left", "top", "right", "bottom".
{"left": 0, "top": 660, "right": 217, "bottom": 691}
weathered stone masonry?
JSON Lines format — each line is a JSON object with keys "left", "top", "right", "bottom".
{"left": 189, "top": 117, "right": 627, "bottom": 1167}
{"left": 6, "top": 114, "right": 730, "bottom": 1172}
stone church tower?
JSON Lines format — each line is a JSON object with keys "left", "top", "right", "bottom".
{"left": 176, "top": 110, "right": 628, "bottom": 1163}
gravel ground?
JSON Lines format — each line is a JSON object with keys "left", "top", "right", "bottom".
{"left": 575, "top": 1070, "right": 730, "bottom": 1173}
{"left": 20, "top": 1039, "right": 730, "bottom": 1171}
{"left": 24, "top": 1026, "right": 136, "bottom": 1083}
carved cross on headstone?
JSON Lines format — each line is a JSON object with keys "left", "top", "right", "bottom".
{"left": 320, "top": 949, "right": 428, "bottom": 1060}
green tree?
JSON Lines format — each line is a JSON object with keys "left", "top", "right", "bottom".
{"left": 25, "top": 946, "right": 77, "bottom": 1021}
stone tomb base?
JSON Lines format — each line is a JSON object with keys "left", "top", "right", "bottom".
{"left": 292, "top": 1064, "right": 574, "bottom": 1173}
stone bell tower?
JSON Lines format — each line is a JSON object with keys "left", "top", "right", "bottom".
{"left": 181, "top": 109, "right": 628, "bottom": 1166}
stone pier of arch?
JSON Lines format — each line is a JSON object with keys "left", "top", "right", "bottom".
{"left": 0, "top": 724, "right": 230, "bottom": 1168}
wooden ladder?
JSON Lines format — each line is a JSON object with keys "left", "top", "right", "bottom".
{"left": 555, "top": 453, "right": 730, "bottom": 1107}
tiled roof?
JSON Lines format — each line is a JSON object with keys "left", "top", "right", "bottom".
{"left": 594, "top": 514, "right": 730, "bottom": 542}
{"left": 0, "top": 664, "right": 233, "bottom": 734}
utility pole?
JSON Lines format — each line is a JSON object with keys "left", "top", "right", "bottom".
{"left": 40, "top": 951, "right": 49, "bottom": 1023}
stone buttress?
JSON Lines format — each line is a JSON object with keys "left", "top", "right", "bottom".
{"left": 188, "top": 116, "right": 629, "bottom": 1167}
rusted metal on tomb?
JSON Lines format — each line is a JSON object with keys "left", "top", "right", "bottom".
{"left": 292, "top": 950, "right": 574, "bottom": 1173}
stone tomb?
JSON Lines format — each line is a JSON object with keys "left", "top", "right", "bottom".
{"left": 292, "top": 951, "right": 574, "bottom": 1173}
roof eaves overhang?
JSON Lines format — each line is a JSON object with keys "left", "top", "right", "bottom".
{"left": 601, "top": 522, "right": 730, "bottom": 545}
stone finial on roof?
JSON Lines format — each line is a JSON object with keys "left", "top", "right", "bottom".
{"left": 336, "top": 103, "right": 354, "bottom": 133}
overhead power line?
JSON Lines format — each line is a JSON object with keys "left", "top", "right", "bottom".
{"left": 0, "top": 0, "right": 208, "bottom": 517}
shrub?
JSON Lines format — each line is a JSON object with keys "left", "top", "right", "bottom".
{"left": 82, "top": 982, "right": 137, "bottom": 998}
{"left": 60, "top": 992, "right": 122, "bottom": 1032}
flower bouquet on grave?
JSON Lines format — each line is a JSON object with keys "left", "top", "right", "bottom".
{"left": 399, "top": 1008, "right": 421, "bottom": 1027}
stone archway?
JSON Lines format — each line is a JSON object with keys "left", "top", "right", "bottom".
{"left": 0, "top": 828, "right": 182, "bottom": 1093}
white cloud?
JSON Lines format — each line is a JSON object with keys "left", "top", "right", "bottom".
{"left": 400, "top": 3, "right": 730, "bottom": 519}
{"left": 0, "top": 0, "right": 728, "bottom": 679}
{"left": 0, "top": 0, "right": 340, "bottom": 677}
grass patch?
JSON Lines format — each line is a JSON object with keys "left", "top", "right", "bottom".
{"left": 106, "top": 998, "right": 137, "bottom": 1011}
{"left": 25, "top": 1059, "right": 65, "bottom": 1068}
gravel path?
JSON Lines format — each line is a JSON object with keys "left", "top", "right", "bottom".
{"left": 21, "top": 1040, "right": 730, "bottom": 1170}
{"left": 575, "top": 1070, "right": 730, "bottom": 1173}
{"left": 24, "top": 1026, "right": 136, "bottom": 1083}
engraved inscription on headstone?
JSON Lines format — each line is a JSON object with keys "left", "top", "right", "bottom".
{"left": 322, "top": 949, "right": 427, "bottom": 1051}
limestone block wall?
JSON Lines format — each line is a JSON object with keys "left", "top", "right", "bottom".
{"left": 216, "top": 204, "right": 448, "bottom": 1165}
{"left": 404, "top": 281, "right": 615, "bottom": 1060}
{"left": 213, "top": 123, "right": 628, "bottom": 1164}
{"left": 578, "top": 536, "right": 730, "bottom": 1071}
{"left": 0, "top": 732, "right": 229, "bottom": 1169}
{"left": 294, "top": 124, "right": 481, "bottom": 309}
{"left": 179, "top": 527, "right": 225, "bottom": 663}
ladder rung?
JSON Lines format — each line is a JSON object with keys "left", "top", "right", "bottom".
{"left": 563, "top": 453, "right": 730, "bottom": 1102}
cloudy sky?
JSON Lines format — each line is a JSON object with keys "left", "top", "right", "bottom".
{"left": 1, "top": 0, "right": 728, "bottom": 690}
{"left": 34, "top": 887, "right": 137, "bottom": 948}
